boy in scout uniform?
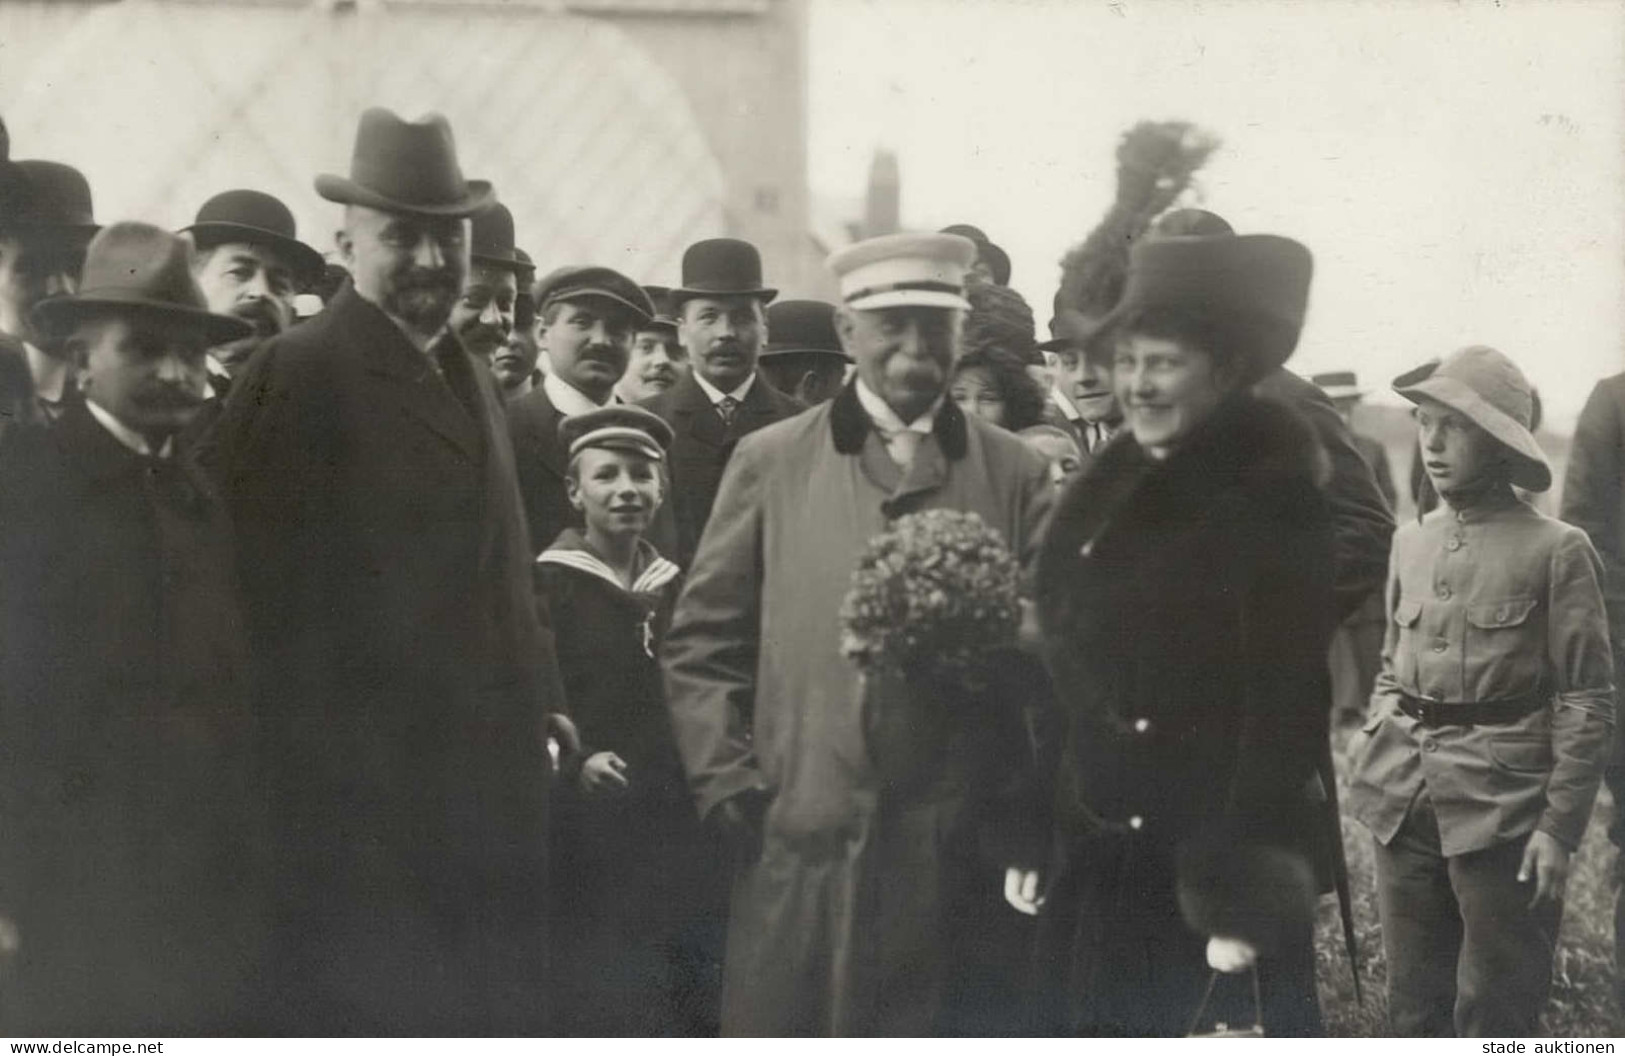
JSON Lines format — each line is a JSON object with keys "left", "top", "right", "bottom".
{"left": 1348, "top": 345, "right": 1616, "bottom": 1037}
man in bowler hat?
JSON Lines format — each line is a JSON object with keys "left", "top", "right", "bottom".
{"left": 448, "top": 201, "right": 525, "bottom": 372}
{"left": 182, "top": 189, "right": 325, "bottom": 387}
{"left": 211, "top": 108, "right": 560, "bottom": 1034}
{"left": 641, "top": 237, "right": 802, "bottom": 568}
{"left": 0, "top": 223, "right": 267, "bottom": 1033}
{"left": 756, "top": 299, "right": 850, "bottom": 406}
{"left": 507, "top": 264, "right": 654, "bottom": 556}
{"left": 0, "top": 139, "right": 99, "bottom": 423}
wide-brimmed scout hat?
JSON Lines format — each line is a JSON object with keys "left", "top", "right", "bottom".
{"left": 180, "top": 188, "right": 325, "bottom": 288}
{"left": 558, "top": 404, "right": 674, "bottom": 462}
{"left": 470, "top": 202, "right": 528, "bottom": 274}
{"left": 762, "top": 299, "right": 849, "bottom": 362}
{"left": 1394, "top": 345, "right": 1551, "bottom": 492}
{"left": 32, "top": 221, "right": 252, "bottom": 347}
{"left": 532, "top": 265, "right": 654, "bottom": 325}
{"left": 827, "top": 232, "right": 976, "bottom": 313}
{"left": 670, "top": 238, "right": 777, "bottom": 305}
{"left": 316, "top": 107, "right": 494, "bottom": 219}
{"left": 1099, "top": 232, "right": 1313, "bottom": 376}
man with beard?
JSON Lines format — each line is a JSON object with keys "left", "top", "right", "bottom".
{"left": 0, "top": 223, "right": 267, "bottom": 1033}
{"left": 642, "top": 238, "right": 802, "bottom": 569}
{"left": 449, "top": 202, "right": 525, "bottom": 377}
{"left": 614, "top": 284, "right": 686, "bottom": 404}
{"left": 508, "top": 265, "right": 653, "bottom": 556}
{"left": 211, "top": 108, "right": 559, "bottom": 1034}
{"left": 0, "top": 145, "right": 99, "bottom": 423}
{"left": 663, "top": 232, "right": 1053, "bottom": 1034}
{"left": 182, "top": 189, "right": 325, "bottom": 394}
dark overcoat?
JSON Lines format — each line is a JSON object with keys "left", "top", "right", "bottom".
{"left": 663, "top": 384, "right": 1054, "bottom": 1035}
{"left": 0, "top": 403, "right": 266, "bottom": 1034}
{"left": 640, "top": 370, "right": 802, "bottom": 568}
{"left": 506, "top": 382, "right": 578, "bottom": 557}
{"left": 211, "top": 283, "right": 558, "bottom": 1034}
{"left": 1034, "top": 392, "right": 1335, "bottom": 1037}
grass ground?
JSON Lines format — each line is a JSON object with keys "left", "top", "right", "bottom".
{"left": 1315, "top": 729, "right": 1621, "bottom": 1037}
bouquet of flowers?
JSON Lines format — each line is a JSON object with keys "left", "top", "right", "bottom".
{"left": 838, "top": 509, "right": 1022, "bottom": 693}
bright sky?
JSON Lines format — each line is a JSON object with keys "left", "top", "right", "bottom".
{"left": 808, "top": 0, "right": 1625, "bottom": 430}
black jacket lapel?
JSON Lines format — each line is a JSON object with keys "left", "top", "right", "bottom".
{"left": 343, "top": 289, "right": 482, "bottom": 460}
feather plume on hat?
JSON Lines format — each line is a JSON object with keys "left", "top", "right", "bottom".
{"left": 1052, "top": 121, "right": 1219, "bottom": 333}
{"left": 964, "top": 282, "right": 1037, "bottom": 362}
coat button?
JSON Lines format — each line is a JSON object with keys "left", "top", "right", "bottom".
{"left": 1446, "top": 538, "right": 1463, "bottom": 552}
{"left": 1436, "top": 584, "right": 1451, "bottom": 600}
{"left": 1423, "top": 739, "right": 1438, "bottom": 753}
{"left": 1128, "top": 815, "right": 1144, "bottom": 830}
{"left": 1432, "top": 639, "right": 1448, "bottom": 652}
{"left": 1133, "top": 718, "right": 1151, "bottom": 734}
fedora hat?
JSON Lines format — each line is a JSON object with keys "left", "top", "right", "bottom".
{"left": 32, "top": 222, "right": 252, "bottom": 348}
{"left": 939, "top": 223, "right": 1011, "bottom": 286}
{"left": 316, "top": 107, "right": 494, "bottom": 219}
{"left": 1101, "top": 233, "right": 1313, "bottom": 375}
{"left": 763, "top": 299, "right": 849, "bottom": 362}
{"left": 671, "top": 238, "right": 777, "bottom": 305}
{"left": 1394, "top": 345, "right": 1551, "bottom": 492}
{"left": 470, "top": 202, "right": 527, "bottom": 274}
{"left": 1, "top": 159, "right": 98, "bottom": 243}
{"left": 180, "top": 189, "right": 325, "bottom": 287}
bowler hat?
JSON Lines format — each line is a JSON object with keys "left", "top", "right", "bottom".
{"left": 32, "top": 222, "right": 252, "bottom": 348}
{"left": 763, "top": 299, "right": 848, "bottom": 361}
{"left": 639, "top": 285, "right": 678, "bottom": 334}
{"left": 471, "top": 202, "right": 527, "bottom": 274}
{"left": 1310, "top": 370, "right": 1366, "bottom": 402}
{"left": 316, "top": 107, "right": 494, "bottom": 218}
{"left": 533, "top": 265, "right": 653, "bottom": 324}
{"left": 1, "top": 159, "right": 98, "bottom": 242}
{"left": 1394, "top": 345, "right": 1551, "bottom": 492}
{"left": 1152, "top": 208, "right": 1234, "bottom": 238}
{"left": 559, "top": 404, "right": 674, "bottom": 462}
{"left": 513, "top": 246, "right": 536, "bottom": 281}
{"left": 940, "top": 223, "right": 1011, "bottom": 286}
{"left": 180, "top": 189, "right": 325, "bottom": 287}
{"left": 1102, "top": 233, "right": 1313, "bottom": 375}
{"left": 671, "top": 238, "right": 777, "bottom": 305}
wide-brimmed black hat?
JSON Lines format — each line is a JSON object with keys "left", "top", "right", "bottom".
{"left": 671, "top": 238, "right": 777, "bottom": 305}
{"left": 763, "top": 299, "right": 849, "bottom": 362}
{"left": 533, "top": 264, "right": 653, "bottom": 324}
{"left": 470, "top": 202, "right": 527, "bottom": 274}
{"left": 0, "top": 158, "right": 99, "bottom": 245}
{"left": 316, "top": 107, "right": 494, "bottom": 219}
{"left": 1101, "top": 233, "right": 1313, "bottom": 375}
{"left": 940, "top": 223, "right": 1011, "bottom": 286}
{"left": 180, "top": 189, "right": 325, "bottom": 287}
{"left": 33, "top": 221, "right": 252, "bottom": 348}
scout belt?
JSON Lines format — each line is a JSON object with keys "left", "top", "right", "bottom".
{"left": 1397, "top": 694, "right": 1545, "bottom": 727}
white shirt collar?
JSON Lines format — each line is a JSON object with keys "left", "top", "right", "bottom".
{"left": 692, "top": 370, "right": 755, "bottom": 406}
{"left": 543, "top": 371, "right": 613, "bottom": 418}
{"left": 1050, "top": 386, "right": 1082, "bottom": 422}
{"left": 85, "top": 399, "right": 174, "bottom": 459}
{"left": 25, "top": 342, "right": 66, "bottom": 403}
{"left": 855, "top": 378, "right": 940, "bottom": 434}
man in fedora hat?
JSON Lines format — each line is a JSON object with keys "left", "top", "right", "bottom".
{"left": 641, "top": 237, "right": 802, "bottom": 569}
{"left": 0, "top": 222, "right": 268, "bottom": 1033}
{"left": 448, "top": 201, "right": 525, "bottom": 372}
{"left": 182, "top": 188, "right": 325, "bottom": 387}
{"left": 0, "top": 147, "right": 99, "bottom": 423}
{"left": 614, "top": 284, "right": 687, "bottom": 404}
{"left": 663, "top": 232, "right": 1053, "bottom": 1035}
{"left": 1347, "top": 346, "right": 1615, "bottom": 1037}
{"left": 756, "top": 299, "right": 850, "bottom": 406}
{"left": 507, "top": 264, "right": 653, "bottom": 557}
{"left": 211, "top": 107, "right": 559, "bottom": 1034}
{"left": 1560, "top": 370, "right": 1625, "bottom": 1011}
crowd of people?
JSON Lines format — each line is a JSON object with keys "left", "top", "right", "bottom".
{"left": 0, "top": 103, "right": 1621, "bottom": 1039}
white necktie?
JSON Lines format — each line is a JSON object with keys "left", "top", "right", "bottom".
{"left": 877, "top": 425, "right": 923, "bottom": 468}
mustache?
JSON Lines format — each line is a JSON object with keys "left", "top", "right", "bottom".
{"left": 231, "top": 301, "right": 283, "bottom": 336}
{"left": 396, "top": 268, "right": 459, "bottom": 293}
{"left": 135, "top": 384, "right": 206, "bottom": 411}
{"left": 578, "top": 344, "right": 622, "bottom": 363}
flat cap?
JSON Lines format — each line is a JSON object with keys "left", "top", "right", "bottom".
{"left": 533, "top": 264, "right": 653, "bottom": 324}
{"left": 559, "top": 404, "right": 675, "bottom": 463}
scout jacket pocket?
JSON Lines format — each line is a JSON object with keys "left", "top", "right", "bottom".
{"left": 1466, "top": 597, "right": 1541, "bottom": 689}
{"left": 1468, "top": 598, "right": 1539, "bottom": 630}
{"left": 1488, "top": 734, "right": 1552, "bottom": 773}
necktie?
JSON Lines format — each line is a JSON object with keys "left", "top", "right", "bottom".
{"left": 717, "top": 395, "right": 740, "bottom": 427}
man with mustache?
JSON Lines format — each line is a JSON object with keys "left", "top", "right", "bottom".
{"left": 491, "top": 247, "right": 541, "bottom": 401}
{"left": 449, "top": 202, "right": 525, "bottom": 380}
{"left": 614, "top": 284, "right": 687, "bottom": 404}
{"left": 0, "top": 135, "right": 100, "bottom": 423}
{"left": 641, "top": 238, "right": 802, "bottom": 569}
{"left": 182, "top": 189, "right": 325, "bottom": 395}
{"left": 211, "top": 108, "right": 560, "bottom": 1034}
{"left": 508, "top": 264, "right": 654, "bottom": 556}
{"left": 0, "top": 222, "right": 268, "bottom": 1033}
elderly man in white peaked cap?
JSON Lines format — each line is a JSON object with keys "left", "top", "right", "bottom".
{"left": 662, "top": 232, "right": 1056, "bottom": 1036}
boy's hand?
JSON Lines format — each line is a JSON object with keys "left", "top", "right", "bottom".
{"left": 1518, "top": 830, "right": 1570, "bottom": 908}
{"left": 580, "top": 751, "right": 630, "bottom": 797}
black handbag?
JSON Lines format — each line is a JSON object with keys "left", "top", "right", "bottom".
{"left": 1185, "top": 967, "right": 1265, "bottom": 1038}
